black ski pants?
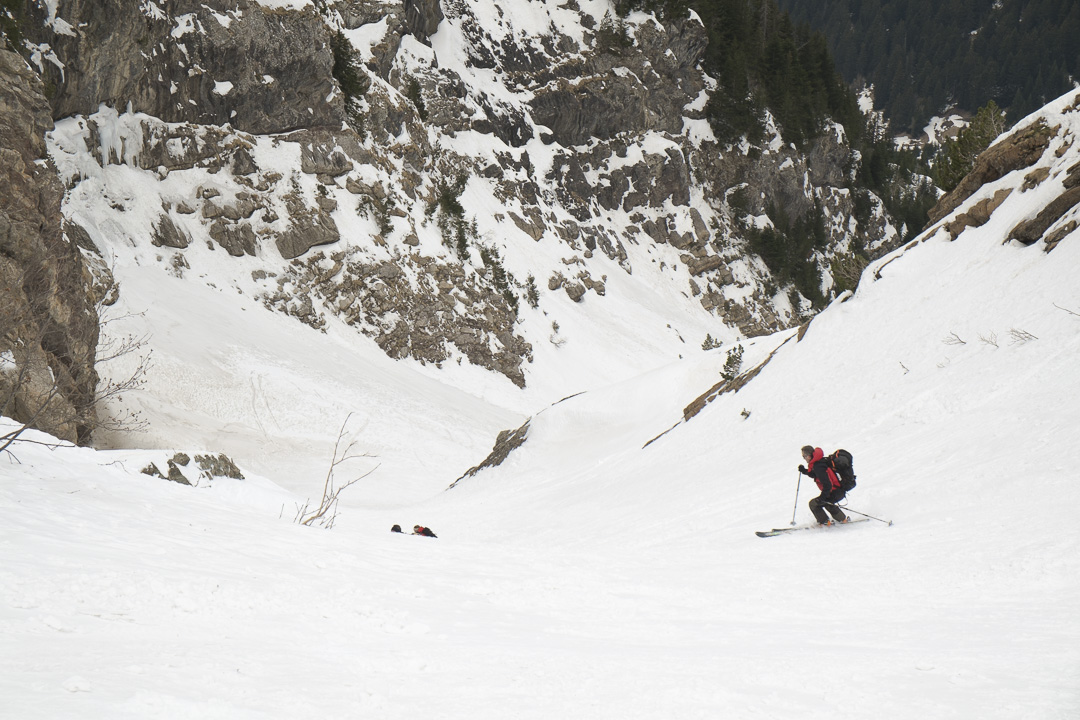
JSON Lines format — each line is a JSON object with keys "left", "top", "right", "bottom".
{"left": 809, "top": 487, "right": 848, "bottom": 524}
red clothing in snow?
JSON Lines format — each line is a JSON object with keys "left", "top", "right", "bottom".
{"left": 803, "top": 447, "right": 840, "bottom": 492}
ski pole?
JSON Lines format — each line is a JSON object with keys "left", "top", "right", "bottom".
{"left": 838, "top": 505, "right": 893, "bottom": 526}
{"left": 790, "top": 471, "right": 802, "bottom": 526}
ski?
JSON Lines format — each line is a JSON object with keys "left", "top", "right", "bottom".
{"left": 756, "top": 518, "right": 869, "bottom": 538}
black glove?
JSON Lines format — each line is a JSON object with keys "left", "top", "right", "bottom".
{"left": 798, "top": 464, "right": 807, "bottom": 474}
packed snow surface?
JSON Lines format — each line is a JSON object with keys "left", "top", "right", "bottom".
{"left": 5, "top": 89, "right": 1080, "bottom": 720}
{"left": 5, "top": 214, "right": 1080, "bottom": 717}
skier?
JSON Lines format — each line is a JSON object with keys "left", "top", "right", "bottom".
{"left": 798, "top": 445, "right": 849, "bottom": 526}
{"left": 412, "top": 525, "right": 437, "bottom": 538}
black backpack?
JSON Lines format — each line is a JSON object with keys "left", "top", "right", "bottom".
{"left": 828, "top": 449, "right": 857, "bottom": 492}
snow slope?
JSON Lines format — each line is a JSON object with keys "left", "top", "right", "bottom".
{"left": 3, "top": 100, "right": 1080, "bottom": 719}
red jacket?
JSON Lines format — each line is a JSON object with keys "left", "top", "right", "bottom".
{"left": 805, "top": 447, "right": 840, "bottom": 492}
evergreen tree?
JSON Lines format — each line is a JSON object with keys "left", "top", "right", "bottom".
{"left": 933, "top": 100, "right": 1008, "bottom": 192}
{"left": 1, "top": 0, "right": 22, "bottom": 50}
{"left": 692, "top": 0, "right": 863, "bottom": 148}
{"left": 776, "top": 0, "right": 1079, "bottom": 133}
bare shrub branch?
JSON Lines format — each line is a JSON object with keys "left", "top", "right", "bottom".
{"left": 1054, "top": 303, "right": 1080, "bottom": 318}
{"left": 943, "top": 332, "right": 967, "bottom": 345}
{"left": 1, "top": 260, "right": 150, "bottom": 452}
{"left": 549, "top": 320, "right": 566, "bottom": 348}
{"left": 1008, "top": 328, "right": 1038, "bottom": 345}
{"left": 978, "top": 332, "right": 999, "bottom": 348}
{"left": 295, "top": 413, "right": 379, "bottom": 529}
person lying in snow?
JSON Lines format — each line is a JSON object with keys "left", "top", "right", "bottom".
{"left": 412, "top": 525, "right": 437, "bottom": 538}
{"left": 391, "top": 525, "right": 403, "bottom": 533}
{"left": 798, "top": 445, "right": 849, "bottom": 526}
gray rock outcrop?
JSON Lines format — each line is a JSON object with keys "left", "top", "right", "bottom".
{"left": 929, "top": 120, "right": 1057, "bottom": 224}
{"left": 0, "top": 49, "right": 100, "bottom": 444}
{"left": 24, "top": 0, "right": 343, "bottom": 135}
{"left": 403, "top": 0, "right": 443, "bottom": 41}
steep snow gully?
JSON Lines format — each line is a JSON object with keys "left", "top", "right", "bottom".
{"left": 4, "top": 94, "right": 1080, "bottom": 720}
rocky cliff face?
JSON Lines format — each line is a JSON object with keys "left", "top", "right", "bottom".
{"left": 926, "top": 91, "right": 1080, "bottom": 252}
{"left": 0, "top": 49, "right": 101, "bottom": 444}
{"left": 14, "top": 0, "right": 899, "bottom": 395}
{"left": 27, "top": 0, "right": 342, "bottom": 135}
